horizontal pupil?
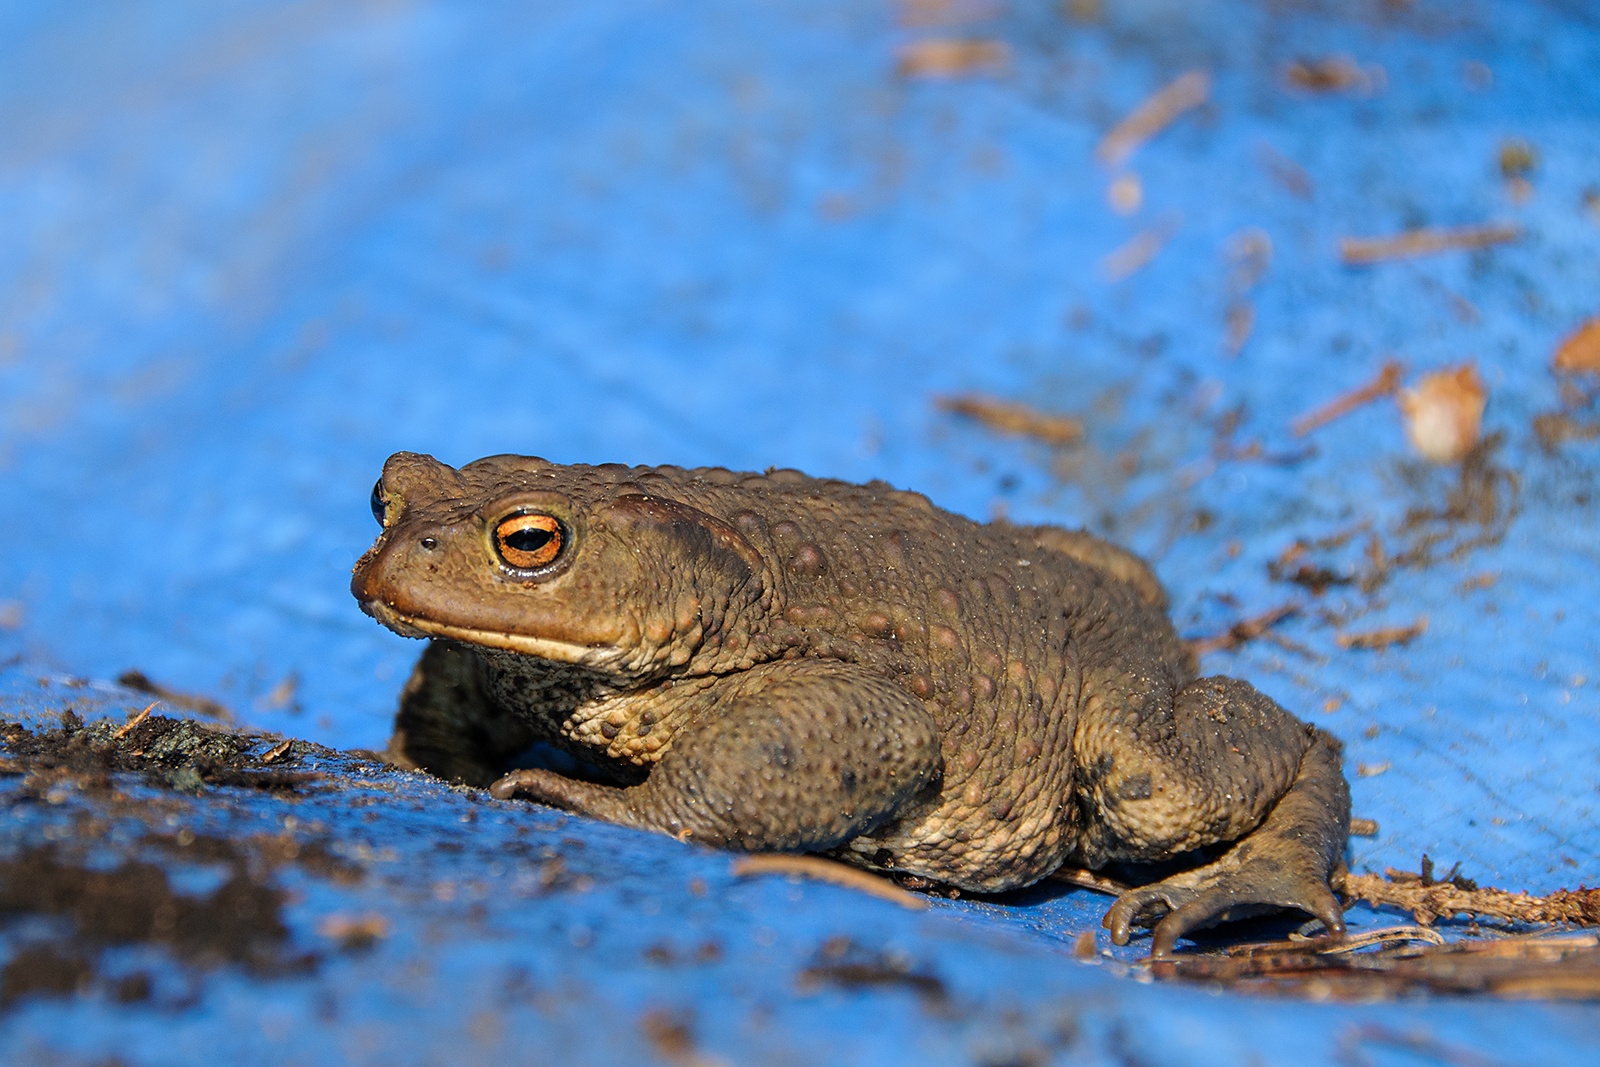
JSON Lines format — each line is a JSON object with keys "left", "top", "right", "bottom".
{"left": 505, "top": 527, "right": 555, "bottom": 552}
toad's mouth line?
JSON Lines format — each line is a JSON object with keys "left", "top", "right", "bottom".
{"left": 362, "top": 599, "right": 622, "bottom": 667}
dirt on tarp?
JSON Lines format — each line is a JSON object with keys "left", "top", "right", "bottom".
{"left": 0, "top": 709, "right": 326, "bottom": 798}
{"left": 0, "top": 833, "right": 323, "bottom": 1011}
{"left": 0, "top": 712, "right": 388, "bottom": 1011}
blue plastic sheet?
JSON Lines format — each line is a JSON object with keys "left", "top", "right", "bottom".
{"left": 3, "top": 1, "right": 1599, "bottom": 1063}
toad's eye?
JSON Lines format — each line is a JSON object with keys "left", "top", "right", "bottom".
{"left": 370, "top": 480, "right": 389, "bottom": 526}
{"left": 493, "top": 512, "right": 565, "bottom": 571}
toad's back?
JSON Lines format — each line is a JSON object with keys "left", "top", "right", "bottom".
{"left": 619, "top": 466, "right": 1195, "bottom": 885}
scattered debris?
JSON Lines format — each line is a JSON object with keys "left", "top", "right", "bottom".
{"left": 1336, "top": 618, "right": 1428, "bottom": 651}
{"left": 639, "top": 1008, "right": 711, "bottom": 1067}
{"left": 1291, "top": 360, "right": 1403, "bottom": 437}
{"left": 1533, "top": 411, "right": 1600, "bottom": 452}
{"left": 1101, "top": 214, "right": 1181, "bottom": 281}
{"left": 1268, "top": 542, "right": 1356, "bottom": 594}
{"left": 0, "top": 841, "right": 308, "bottom": 1012}
{"left": 1187, "top": 601, "right": 1300, "bottom": 657}
{"left": 1398, "top": 364, "right": 1487, "bottom": 464}
{"left": 1257, "top": 143, "right": 1314, "bottom": 199}
{"left": 897, "top": 0, "right": 998, "bottom": 28}
{"left": 112, "top": 702, "right": 157, "bottom": 739}
{"left": 0, "top": 713, "right": 322, "bottom": 797}
{"left": 1222, "top": 229, "right": 1272, "bottom": 356}
{"left": 1343, "top": 866, "right": 1600, "bottom": 928}
{"left": 1284, "top": 55, "right": 1377, "bottom": 94}
{"left": 1106, "top": 172, "right": 1142, "bottom": 216}
{"left": 895, "top": 38, "right": 1010, "bottom": 79}
{"left": 260, "top": 673, "right": 300, "bottom": 712}
{"left": 1356, "top": 761, "right": 1391, "bottom": 778}
{"left": 1350, "top": 818, "right": 1380, "bottom": 837}
{"left": 936, "top": 394, "right": 1085, "bottom": 447}
{"left": 1096, "top": 70, "right": 1212, "bottom": 168}
{"left": 1064, "top": 0, "right": 1101, "bottom": 22}
{"left": 317, "top": 912, "right": 390, "bottom": 951}
{"left": 796, "top": 937, "right": 948, "bottom": 1007}
{"left": 1553, "top": 318, "right": 1600, "bottom": 376}
{"left": 1342, "top": 1024, "right": 1515, "bottom": 1067}
{"left": 1152, "top": 930, "right": 1600, "bottom": 999}
{"left": 0, "top": 601, "right": 22, "bottom": 631}
{"left": 261, "top": 738, "right": 295, "bottom": 764}
{"left": 1392, "top": 436, "right": 1518, "bottom": 568}
{"left": 1048, "top": 865, "right": 1130, "bottom": 896}
{"left": 116, "top": 670, "right": 234, "bottom": 721}
{"left": 1339, "top": 223, "right": 1520, "bottom": 265}
{"left": 1499, "top": 139, "right": 1537, "bottom": 202}
{"left": 1223, "top": 304, "right": 1255, "bottom": 358}
{"left": 731, "top": 854, "right": 929, "bottom": 911}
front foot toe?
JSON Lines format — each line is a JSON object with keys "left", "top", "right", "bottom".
{"left": 1104, "top": 854, "right": 1345, "bottom": 957}
{"left": 1103, "top": 880, "right": 1196, "bottom": 946}
{"left": 489, "top": 768, "right": 639, "bottom": 828}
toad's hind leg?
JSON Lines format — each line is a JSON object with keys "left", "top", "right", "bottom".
{"left": 1077, "top": 676, "right": 1350, "bottom": 956}
{"left": 387, "top": 640, "right": 536, "bottom": 787}
{"left": 491, "top": 660, "right": 943, "bottom": 852}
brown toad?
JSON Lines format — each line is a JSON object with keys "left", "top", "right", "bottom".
{"left": 352, "top": 453, "right": 1350, "bottom": 954}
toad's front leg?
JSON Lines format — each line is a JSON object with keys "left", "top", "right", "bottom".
{"left": 1076, "top": 676, "right": 1350, "bottom": 956}
{"left": 491, "top": 660, "right": 944, "bottom": 852}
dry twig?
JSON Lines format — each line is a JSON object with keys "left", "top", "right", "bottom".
{"left": 1187, "top": 602, "right": 1299, "bottom": 657}
{"left": 1048, "top": 865, "right": 1129, "bottom": 896}
{"left": 1096, "top": 70, "right": 1211, "bottom": 167}
{"left": 1101, "top": 215, "right": 1181, "bottom": 280}
{"left": 731, "top": 855, "right": 929, "bottom": 911}
{"left": 1343, "top": 870, "right": 1600, "bottom": 927}
{"left": 1336, "top": 617, "right": 1427, "bottom": 651}
{"left": 1340, "top": 223, "right": 1520, "bottom": 265}
{"left": 112, "top": 703, "right": 158, "bottom": 740}
{"left": 1291, "top": 360, "right": 1403, "bottom": 437}
{"left": 895, "top": 38, "right": 1010, "bottom": 78}
{"left": 936, "top": 394, "right": 1085, "bottom": 447}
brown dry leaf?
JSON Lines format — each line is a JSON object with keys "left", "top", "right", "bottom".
{"left": 1553, "top": 318, "right": 1600, "bottom": 375}
{"left": 936, "top": 394, "right": 1085, "bottom": 447}
{"left": 1340, "top": 223, "right": 1520, "bottom": 264}
{"left": 1096, "top": 69, "right": 1212, "bottom": 168}
{"left": 895, "top": 38, "right": 1010, "bottom": 79}
{"left": 1398, "top": 364, "right": 1487, "bottom": 464}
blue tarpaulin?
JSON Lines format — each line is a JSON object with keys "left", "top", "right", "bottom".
{"left": 2, "top": 1, "right": 1598, "bottom": 1063}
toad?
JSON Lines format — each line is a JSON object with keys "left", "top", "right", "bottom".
{"left": 353, "top": 453, "right": 1350, "bottom": 954}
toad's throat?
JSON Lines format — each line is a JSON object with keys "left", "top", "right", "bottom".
{"left": 362, "top": 599, "right": 623, "bottom": 667}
